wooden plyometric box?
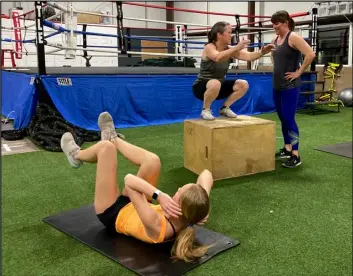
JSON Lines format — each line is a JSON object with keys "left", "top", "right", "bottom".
{"left": 141, "top": 40, "right": 168, "bottom": 61}
{"left": 77, "top": 14, "right": 102, "bottom": 24}
{"left": 184, "top": 116, "right": 276, "bottom": 180}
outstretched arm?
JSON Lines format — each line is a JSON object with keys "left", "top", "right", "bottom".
{"left": 270, "top": 38, "right": 275, "bottom": 65}
{"left": 205, "top": 40, "right": 250, "bottom": 62}
{"left": 233, "top": 43, "right": 275, "bottom": 62}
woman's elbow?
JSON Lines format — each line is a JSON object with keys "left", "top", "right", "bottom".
{"left": 308, "top": 52, "right": 316, "bottom": 61}
{"left": 213, "top": 55, "right": 221, "bottom": 62}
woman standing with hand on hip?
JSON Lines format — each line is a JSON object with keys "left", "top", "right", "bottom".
{"left": 271, "top": 10, "right": 316, "bottom": 168}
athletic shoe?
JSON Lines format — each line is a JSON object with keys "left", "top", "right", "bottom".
{"left": 98, "top": 112, "right": 119, "bottom": 141}
{"left": 282, "top": 154, "right": 302, "bottom": 168}
{"left": 60, "top": 132, "right": 82, "bottom": 168}
{"left": 201, "top": 109, "right": 215, "bottom": 120}
{"left": 219, "top": 107, "right": 237, "bottom": 118}
{"left": 275, "top": 147, "right": 292, "bottom": 159}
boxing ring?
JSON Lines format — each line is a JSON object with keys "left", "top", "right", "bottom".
{"left": 1, "top": 2, "right": 317, "bottom": 131}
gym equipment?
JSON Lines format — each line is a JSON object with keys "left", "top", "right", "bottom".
{"left": 43, "top": 205, "right": 240, "bottom": 276}
{"left": 315, "top": 141, "right": 352, "bottom": 158}
{"left": 338, "top": 88, "right": 353, "bottom": 107}
{"left": 301, "top": 62, "right": 344, "bottom": 114}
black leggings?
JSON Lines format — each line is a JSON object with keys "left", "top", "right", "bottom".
{"left": 192, "top": 79, "right": 235, "bottom": 101}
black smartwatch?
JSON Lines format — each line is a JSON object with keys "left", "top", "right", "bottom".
{"left": 152, "top": 189, "right": 161, "bottom": 201}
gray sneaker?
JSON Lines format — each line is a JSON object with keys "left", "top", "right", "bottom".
{"left": 98, "top": 112, "right": 119, "bottom": 141}
{"left": 201, "top": 109, "right": 215, "bottom": 120}
{"left": 60, "top": 132, "right": 82, "bottom": 168}
{"left": 219, "top": 107, "right": 237, "bottom": 118}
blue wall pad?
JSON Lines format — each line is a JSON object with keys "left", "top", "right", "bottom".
{"left": 41, "top": 73, "right": 277, "bottom": 131}
{"left": 2, "top": 71, "right": 314, "bottom": 130}
{"left": 1, "top": 71, "right": 38, "bottom": 129}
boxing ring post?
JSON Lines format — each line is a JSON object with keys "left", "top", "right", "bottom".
{"left": 175, "top": 25, "right": 183, "bottom": 61}
{"left": 34, "top": 1, "right": 46, "bottom": 74}
{"left": 232, "top": 15, "right": 241, "bottom": 69}
{"left": 116, "top": 1, "right": 125, "bottom": 55}
{"left": 64, "top": 2, "right": 77, "bottom": 59}
{"left": 310, "top": 7, "right": 318, "bottom": 72}
{"left": 183, "top": 25, "right": 188, "bottom": 67}
{"left": 247, "top": 2, "right": 255, "bottom": 70}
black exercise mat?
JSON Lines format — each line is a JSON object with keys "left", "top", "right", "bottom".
{"left": 43, "top": 205, "right": 240, "bottom": 276}
{"left": 315, "top": 141, "right": 352, "bottom": 158}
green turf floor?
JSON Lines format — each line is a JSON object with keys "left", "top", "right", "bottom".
{"left": 2, "top": 108, "right": 352, "bottom": 276}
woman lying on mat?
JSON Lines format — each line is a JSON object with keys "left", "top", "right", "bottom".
{"left": 60, "top": 111, "right": 214, "bottom": 262}
{"left": 193, "top": 21, "right": 275, "bottom": 120}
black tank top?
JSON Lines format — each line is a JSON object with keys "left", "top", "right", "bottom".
{"left": 272, "top": 32, "right": 301, "bottom": 90}
{"left": 194, "top": 43, "right": 231, "bottom": 84}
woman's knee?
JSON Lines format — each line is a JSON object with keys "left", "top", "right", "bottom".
{"left": 206, "top": 79, "right": 222, "bottom": 95}
{"left": 234, "top": 79, "right": 249, "bottom": 95}
{"left": 98, "top": 140, "right": 116, "bottom": 151}
{"left": 144, "top": 153, "right": 161, "bottom": 170}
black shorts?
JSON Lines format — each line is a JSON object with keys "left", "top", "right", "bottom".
{"left": 96, "top": 195, "right": 131, "bottom": 231}
{"left": 192, "top": 79, "right": 236, "bottom": 100}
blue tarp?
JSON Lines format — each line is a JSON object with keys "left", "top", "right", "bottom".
{"left": 40, "top": 73, "right": 278, "bottom": 131}
{"left": 1, "top": 71, "right": 314, "bottom": 131}
{"left": 1, "top": 71, "right": 38, "bottom": 129}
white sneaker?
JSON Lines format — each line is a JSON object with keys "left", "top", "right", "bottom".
{"left": 98, "top": 112, "right": 126, "bottom": 141}
{"left": 98, "top": 112, "right": 118, "bottom": 141}
{"left": 219, "top": 107, "right": 237, "bottom": 118}
{"left": 60, "top": 132, "right": 82, "bottom": 168}
{"left": 201, "top": 109, "right": 215, "bottom": 120}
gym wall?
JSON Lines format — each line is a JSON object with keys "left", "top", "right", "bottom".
{"left": 3, "top": 2, "right": 167, "bottom": 29}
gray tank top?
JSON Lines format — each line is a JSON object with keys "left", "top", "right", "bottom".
{"left": 194, "top": 46, "right": 231, "bottom": 83}
{"left": 272, "top": 32, "right": 301, "bottom": 90}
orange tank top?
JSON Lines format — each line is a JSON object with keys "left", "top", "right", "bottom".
{"left": 115, "top": 202, "right": 167, "bottom": 244}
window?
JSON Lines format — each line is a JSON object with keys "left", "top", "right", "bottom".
{"left": 317, "top": 26, "right": 350, "bottom": 65}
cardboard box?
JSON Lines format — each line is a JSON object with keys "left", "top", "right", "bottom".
{"left": 184, "top": 116, "right": 276, "bottom": 180}
{"left": 77, "top": 13, "right": 102, "bottom": 24}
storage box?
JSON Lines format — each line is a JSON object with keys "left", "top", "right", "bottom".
{"left": 184, "top": 116, "right": 276, "bottom": 180}
{"left": 77, "top": 14, "right": 102, "bottom": 24}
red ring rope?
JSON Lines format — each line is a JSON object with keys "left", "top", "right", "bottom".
{"left": 11, "top": 3, "right": 47, "bottom": 18}
{"left": 123, "top": 2, "right": 272, "bottom": 18}
{"left": 186, "top": 12, "right": 309, "bottom": 31}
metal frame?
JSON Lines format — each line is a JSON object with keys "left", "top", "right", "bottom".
{"left": 34, "top": 1, "right": 46, "bottom": 74}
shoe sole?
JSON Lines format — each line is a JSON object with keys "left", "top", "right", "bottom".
{"left": 276, "top": 155, "right": 291, "bottom": 159}
{"left": 61, "top": 132, "right": 82, "bottom": 168}
{"left": 282, "top": 161, "right": 302, "bottom": 168}
{"left": 200, "top": 115, "right": 215, "bottom": 120}
{"left": 98, "top": 112, "right": 113, "bottom": 129}
{"left": 98, "top": 112, "right": 120, "bottom": 141}
{"left": 220, "top": 114, "right": 237, "bottom": 119}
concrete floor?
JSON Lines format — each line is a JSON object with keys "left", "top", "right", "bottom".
{"left": 1, "top": 121, "right": 40, "bottom": 156}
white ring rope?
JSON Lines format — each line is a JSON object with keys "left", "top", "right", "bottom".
{"left": 46, "top": 2, "right": 70, "bottom": 13}
{"left": 14, "top": 50, "right": 119, "bottom": 58}
{"left": 1, "top": 11, "right": 64, "bottom": 31}
{"left": 45, "top": 42, "right": 202, "bottom": 58}
{"left": 75, "top": 9, "right": 214, "bottom": 28}
{"left": 1, "top": 26, "right": 59, "bottom": 34}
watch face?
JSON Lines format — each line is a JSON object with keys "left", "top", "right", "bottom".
{"left": 153, "top": 190, "right": 160, "bottom": 200}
